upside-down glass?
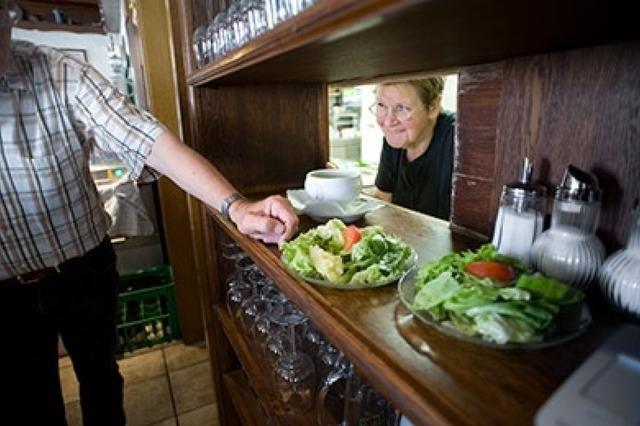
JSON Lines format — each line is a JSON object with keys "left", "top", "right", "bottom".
{"left": 318, "top": 360, "right": 395, "bottom": 426}
{"left": 243, "top": 0, "right": 267, "bottom": 38}
{"left": 238, "top": 268, "right": 271, "bottom": 337}
{"left": 192, "top": 24, "right": 207, "bottom": 67}
{"left": 270, "top": 301, "right": 316, "bottom": 415}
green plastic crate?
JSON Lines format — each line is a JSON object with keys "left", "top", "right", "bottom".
{"left": 116, "top": 265, "right": 181, "bottom": 353}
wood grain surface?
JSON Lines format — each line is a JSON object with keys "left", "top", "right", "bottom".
{"left": 184, "top": 0, "right": 639, "bottom": 85}
{"left": 191, "top": 84, "right": 327, "bottom": 195}
{"left": 205, "top": 205, "right": 622, "bottom": 426}
{"left": 493, "top": 43, "right": 640, "bottom": 251}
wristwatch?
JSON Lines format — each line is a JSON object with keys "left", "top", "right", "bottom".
{"left": 221, "top": 192, "right": 244, "bottom": 221}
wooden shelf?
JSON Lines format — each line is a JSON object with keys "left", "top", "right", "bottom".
{"left": 207, "top": 204, "right": 623, "bottom": 426}
{"left": 223, "top": 371, "right": 269, "bottom": 426}
{"left": 15, "top": 20, "right": 104, "bottom": 33}
{"left": 215, "top": 304, "right": 316, "bottom": 426}
{"left": 176, "top": 1, "right": 639, "bottom": 425}
{"left": 186, "top": 0, "right": 638, "bottom": 85}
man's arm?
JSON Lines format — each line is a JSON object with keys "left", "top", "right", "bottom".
{"left": 145, "top": 131, "right": 298, "bottom": 243}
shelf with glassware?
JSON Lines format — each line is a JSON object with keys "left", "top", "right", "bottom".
{"left": 183, "top": 0, "right": 637, "bottom": 86}
{"left": 208, "top": 216, "right": 398, "bottom": 425}
{"left": 201, "top": 202, "right": 623, "bottom": 426}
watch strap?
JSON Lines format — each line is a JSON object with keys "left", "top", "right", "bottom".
{"left": 221, "top": 192, "right": 244, "bottom": 221}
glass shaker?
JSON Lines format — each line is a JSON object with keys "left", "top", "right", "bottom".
{"left": 492, "top": 157, "right": 546, "bottom": 266}
{"left": 531, "top": 165, "right": 605, "bottom": 290}
{"left": 599, "top": 200, "right": 640, "bottom": 318}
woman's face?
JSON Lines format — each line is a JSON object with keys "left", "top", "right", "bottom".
{"left": 374, "top": 84, "right": 436, "bottom": 150}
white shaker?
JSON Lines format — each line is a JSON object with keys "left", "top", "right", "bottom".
{"left": 531, "top": 165, "right": 605, "bottom": 290}
{"left": 492, "top": 158, "right": 546, "bottom": 266}
{"left": 599, "top": 200, "right": 640, "bottom": 318}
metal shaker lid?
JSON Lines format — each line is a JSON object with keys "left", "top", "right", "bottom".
{"left": 555, "top": 164, "right": 601, "bottom": 202}
{"left": 503, "top": 157, "right": 546, "bottom": 198}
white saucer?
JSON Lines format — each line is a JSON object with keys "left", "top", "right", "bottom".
{"left": 286, "top": 189, "right": 382, "bottom": 223}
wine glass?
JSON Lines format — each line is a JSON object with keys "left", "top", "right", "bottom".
{"left": 192, "top": 24, "right": 207, "bottom": 67}
{"left": 238, "top": 270, "right": 270, "bottom": 337}
{"left": 243, "top": 0, "right": 267, "bottom": 38}
{"left": 270, "top": 301, "right": 317, "bottom": 415}
{"left": 316, "top": 339, "right": 342, "bottom": 386}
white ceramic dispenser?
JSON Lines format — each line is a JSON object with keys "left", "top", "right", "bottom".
{"left": 599, "top": 200, "right": 640, "bottom": 318}
{"left": 531, "top": 165, "right": 605, "bottom": 290}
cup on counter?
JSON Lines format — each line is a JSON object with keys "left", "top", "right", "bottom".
{"left": 304, "top": 168, "right": 361, "bottom": 203}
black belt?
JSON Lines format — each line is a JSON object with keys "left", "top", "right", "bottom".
{"left": 0, "top": 238, "right": 112, "bottom": 285}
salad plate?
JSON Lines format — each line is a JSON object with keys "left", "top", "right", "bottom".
{"left": 398, "top": 247, "right": 592, "bottom": 349}
{"left": 286, "top": 189, "right": 382, "bottom": 223}
{"left": 285, "top": 252, "right": 417, "bottom": 290}
{"left": 281, "top": 219, "right": 416, "bottom": 290}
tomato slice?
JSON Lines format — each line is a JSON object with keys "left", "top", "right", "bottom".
{"left": 342, "top": 225, "right": 362, "bottom": 251}
{"left": 465, "top": 261, "right": 515, "bottom": 283}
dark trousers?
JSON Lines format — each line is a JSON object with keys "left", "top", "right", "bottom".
{"left": 0, "top": 238, "right": 125, "bottom": 426}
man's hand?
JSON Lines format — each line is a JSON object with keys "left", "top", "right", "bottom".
{"left": 228, "top": 195, "right": 299, "bottom": 244}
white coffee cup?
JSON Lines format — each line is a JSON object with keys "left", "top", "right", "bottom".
{"left": 304, "top": 168, "right": 361, "bottom": 203}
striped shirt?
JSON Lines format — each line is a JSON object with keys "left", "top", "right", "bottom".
{"left": 0, "top": 40, "right": 166, "bottom": 280}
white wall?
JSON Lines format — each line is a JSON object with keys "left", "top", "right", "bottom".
{"left": 11, "top": 28, "right": 111, "bottom": 78}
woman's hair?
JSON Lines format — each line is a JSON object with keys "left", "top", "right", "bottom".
{"left": 381, "top": 77, "right": 445, "bottom": 109}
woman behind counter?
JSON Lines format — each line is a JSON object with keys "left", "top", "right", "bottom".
{"left": 371, "top": 77, "right": 455, "bottom": 220}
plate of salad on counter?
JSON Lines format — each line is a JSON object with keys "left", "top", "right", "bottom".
{"left": 281, "top": 218, "right": 416, "bottom": 289}
{"left": 398, "top": 244, "right": 591, "bottom": 348}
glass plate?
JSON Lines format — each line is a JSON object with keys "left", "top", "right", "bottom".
{"left": 398, "top": 267, "right": 592, "bottom": 349}
{"left": 284, "top": 252, "right": 417, "bottom": 290}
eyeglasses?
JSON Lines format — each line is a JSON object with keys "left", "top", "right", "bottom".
{"left": 368, "top": 102, "right": 419, "bottom": 122}
{"left": 0, "top": 0, "right": 21, "bottom": 27}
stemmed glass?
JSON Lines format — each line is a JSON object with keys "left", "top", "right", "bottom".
{"left": 192, "top": 24, "right": 207, "bottom": 67}
{"left": 251, "top": 287, "right": 288, "bottom": 371}
{"left": 316, "top": 339, "right": 342, "bottom": 385}
{"left": 243, "top": 0, "right": 267, "bottom": 38}
{"left": 270, "top": 301, "right": 317, "bottom": 415}
{"left": 238, "top": 268, "right": 270, "bottom": 337}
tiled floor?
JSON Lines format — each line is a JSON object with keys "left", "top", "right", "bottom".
{"left": 59, "top": 341, "right": 219, "bottom": 426}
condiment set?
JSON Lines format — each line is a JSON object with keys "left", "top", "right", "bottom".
{"left": 493, "top": 161, "right": 638, "bottom": 316}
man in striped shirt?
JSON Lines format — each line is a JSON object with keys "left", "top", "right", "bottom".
{"left": 0, "top": 1, "right": 298, "bottom": 424}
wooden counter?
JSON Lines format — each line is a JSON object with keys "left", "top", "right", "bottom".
{"left": 205, "top": 204, "right": 621, "bottom": 426}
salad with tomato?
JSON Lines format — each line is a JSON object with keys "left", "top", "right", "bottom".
{"left": 281, "top": 219, "right": 415, "bottom": 286}
{"left": 412, "top": 244, "right": 585, "bottom": 344}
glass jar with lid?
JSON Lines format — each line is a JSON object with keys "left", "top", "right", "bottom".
{"left": 492, "top": 157, "right": 546, "bottom": 266}
{"left": 531, "top": 165, "right": 605, "bottom": 290}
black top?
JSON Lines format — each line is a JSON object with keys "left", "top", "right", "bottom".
{"left": 374, "top": 111, "right": 455, "bottom": 220}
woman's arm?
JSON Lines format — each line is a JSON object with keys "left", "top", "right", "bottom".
{"left": 373, "top": 187, "right": 393, "bottom": 203}
{"left": 146, "top": 131, "right": 298, "bottom": 243}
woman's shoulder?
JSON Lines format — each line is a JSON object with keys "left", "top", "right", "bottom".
{"left": 438, "top": 110, "right": 456, "bottom": 127}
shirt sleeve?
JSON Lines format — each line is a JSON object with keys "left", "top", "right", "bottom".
{"left": 374, "top": 139, "right": 397, "bottom": 192}
{"left": 60, "top": 54, "right": 166, "bottom": 181}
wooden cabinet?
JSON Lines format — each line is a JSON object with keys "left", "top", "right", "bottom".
{"left": 171, "top": 1, "right": 639, "bottom": 425}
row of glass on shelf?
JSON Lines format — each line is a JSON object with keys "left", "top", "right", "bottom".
{"left": 221, "top": 241, "right": 400, "bottom": 425}
{"left": 192, "top": 0, "right": 316, "bottom": 67}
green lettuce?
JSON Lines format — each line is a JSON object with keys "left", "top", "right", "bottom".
{"left": 410, "top": 244, "right": 585, "bottom": 344}
{"left": 281, "top": 219, "right": 415, "bottom": 285}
